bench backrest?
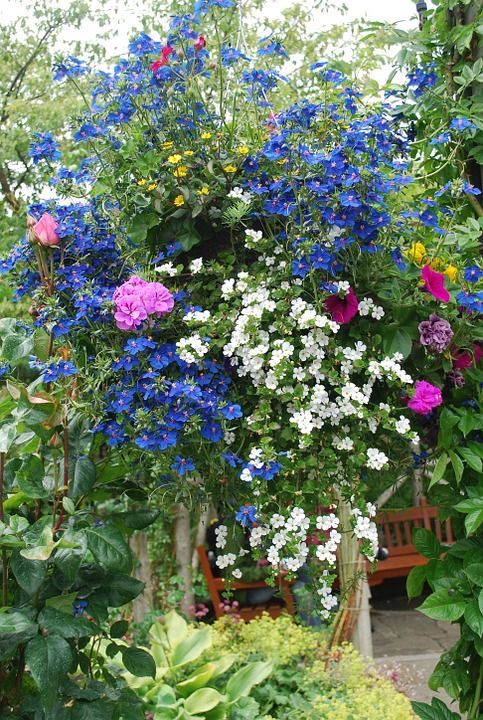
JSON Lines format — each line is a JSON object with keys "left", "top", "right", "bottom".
{"left": 376, "top": 501, "right": 454, "bottom": 556}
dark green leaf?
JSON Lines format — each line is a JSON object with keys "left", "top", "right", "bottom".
{"left": 121, "top": 646, "right": 156, "bottom": 679}
{"left": 407, "top": 565, "right": 427, "bottom": 598}
{"left": 465, "top": 511, "right": 483, "bottom": 536}
{"left": 457, "top": 447, "right": 482, "bottom": 473}
{"left": 448, "top": 451, "right": 464, "bottom": 484}
{"left": 112, "top": 509, "right": 160, "bottom": 530}
{"left": 1, "top": 333, "right": 34, "bottom": 362}
{"left": 25, "top": 635, "right": 73, "bottom": 709}
{"left": 38, "top": 607, "right": 98, "bottom": 639}
{"left": 86, "top": 524, "right": 132, "bottom": 573}
{"left": 382, "top": 325, "right": 412, "bottom": 358}
{"left": 0, "top": 611, "right": 38, "bottom": 660}
{"left": 429, "top": 454, "right": 449, "bottom": 489}
{"left": 464, "top": 600, "right": 483, "bottom": 637}
{"left": 413, "top": 528, "right": 441, "bottom": 560}
{"left": 412, "top": 697, "right": 461, "bottom": 719}
{"left": 10, "top": 550, "right": 46, "bottom": 595}
{"left": 70, "top": 456, "right": 96, "bottom": 499}
{"left": 110, "top": 620, "right": 129, "bottom": 639}
{"left": 465, "top": 563, "right": 483, "bottom": 587}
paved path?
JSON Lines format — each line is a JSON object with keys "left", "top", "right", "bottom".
{"left": 371, "top": 601, "right": 460, "bottom": 709}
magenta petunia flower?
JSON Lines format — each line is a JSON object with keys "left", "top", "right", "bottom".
{"left": 324, "top": 287, "right": 359, "bottom": 324}
{"left": 407, "top": 380, "right": 443, "bottom": 414}
{"left": 421, "top": 265, "right": 451, "bottom": 302}
{"left": 452, "top": 345, "right": 482, "bottom": 369}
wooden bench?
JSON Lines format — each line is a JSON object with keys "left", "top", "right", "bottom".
{"left": 368, "top": 499, "right": 454, "bottom": 587}
{"left": 196, "top": 545, "right": 296, "bottom": 620}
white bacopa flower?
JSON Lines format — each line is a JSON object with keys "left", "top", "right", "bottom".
{"left": 190, "top": 257, "right": 203, "bottom": 274}
{"left": 366, "top": 448, "right": 389, "bottom": 470}
{"left": 216, "top": 553, "right": 237, "bottom": 569}
{"left": 395, "top": 415, "right": 411, "bottom": 434}
{"left": 232, "top": 568, "right": 242, "bottom": 579}
{"left": 155, "top": 261, "right": 178, "bottom": 276}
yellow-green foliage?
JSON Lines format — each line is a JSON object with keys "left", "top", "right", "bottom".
{"left": 209, "top": 612, "right": 324, "bottom": 667}
{"left": 206, "top": 616, "right": 414, "bottom": 720}
{"left": 307, "top": 645, "right": 415, "bottom": 720}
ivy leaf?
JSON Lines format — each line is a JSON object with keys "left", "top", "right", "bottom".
{"left": 418, "top": 589, "right": 465, "bottom": 622}
{"left": 86, "top": 524, "right": 132, "bottom": 573}
{"left": 413, "top": 528, "right": 441, "bottom": 560}
{"left": 25, "top": 635, "right": 73, "bottom": 709}
{"left": 121, "top": 646, "right": 156, "bottom": 679}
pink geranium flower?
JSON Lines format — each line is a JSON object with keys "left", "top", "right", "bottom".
{"left": 33, "top": 213, "right": 60, "bottom": 247}
{"left": 142, "top": 282, "right": 175, "bottom": 316}
{"left": 114, "top": 297, "right": 148, "bottom": 331}
{"left": 407, "top": 380, "right": 443, "bottom": 414}
{"left": 421, "top": 265, "right": 450, "bottom": 302}
{"left": 324, "top": 287, "right": 359, "bottom": 324}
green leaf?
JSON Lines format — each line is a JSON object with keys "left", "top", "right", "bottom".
{"left": 412, "top": 697, "right": 461, "bottom": 719}
{"left": 457, "top": 447, "right": 482, "bottom": 473}
{"left": 121, "top": 646, "right": 156, "bottom": 679}
{"left": 17, "top": 456, "right": 48, "bottom": 499}
{"left": 413, "top": 528, "right": 441, "bottom": 560}
{"left": 448, "top": 451, "right": 464, "bottom": 484}
{"left": 382, "top": 326, "right": 412, "bottom": 359}
{"left": 171, "top": 627, "right": 212, "bottom": 667}
{"left": 458, "top": 413, "right": 476, "bottom": 437}
{"left": 110, "top": 620, "right": 129, "bottom": 639}
{"left": 70, "top": 456, "right": 96, "bottom": 499}
{"left": 161, "top": 609, "right": 189, "bottom": 648}
{"left": 113, "top": 509, "right": 160, "bottom": 530}
{"left": 55, "top": 530, "right": 87, "bottom": 582}
{"left": 38, "top": 607, "right": 98, "bottom": 638}
{"left": 465, "top": 511, "right": 483, "bottom": 536}
{"left": 20, "top": 525, "right": 55, "bottom": 560}
{"left": 1, "top": 333, "right": 34, "bottom": 362}
{"left": 0, "top": 611, "right": 38, "bottom": 657}
{"left": 439, "top": 409, "right": 460, "bottom": 437}
{"left": 25, "top": 635, "right": 73, "bottom": 709}
{"left": 184, "top": 688, "right": 224, "bottom": 715}
{"left": 455, "top": 497, "right": 483, "bottom": 513}
{"left": 102, "top": 573, "right": 144, "bottom": 606}
{"left": 0, "top": 421, "right": 17, "bottom": 453}
{"left": 464, "top": 600, "right": 483, "bottom": 637}
{"left": 407, "top": 565, "right": 427, "bottom": 598}
{"left": 10, "top": 550, "right": 46, "bottom": 595}
{"left": 418, "top": 589, "right": 465, "bottom": 622}
{"left": 176, "top": 664, "right": 217, "bottom": 697}
{"left": 86, "top": 524, "right": 132, "bottom": 573}
{"left": 429, "top": 453, "right": 449, "bottom": 489}
{"left": 225, "top": 661, "right": 272, "bottom": 703}
{"left": 465, "top": 563, "right": 483, "bottom": 586}
{"left": 46, "top": 591, "right": 79, "bottom": 614}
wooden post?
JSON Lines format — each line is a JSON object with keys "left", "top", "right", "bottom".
{"left": 337, "top": 498, "right": 373, "bottom": 658}
{"left": 130, "top": 531, "right": 154, "bottom": 624}
{"left": 174, "top": 502, "right": 195, "bottom": 619}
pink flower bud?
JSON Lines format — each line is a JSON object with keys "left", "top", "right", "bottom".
{"left": 194, "top": 35, "right": 206, "bottom": 51}
{"left": 33, "top": 213, "right": 60, "bottom": 247}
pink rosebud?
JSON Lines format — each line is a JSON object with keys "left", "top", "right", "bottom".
{"left": 33, "top": 213, "right": 60, "bottom": 247}
{"left": 194, "top": 35, "right": 206, "bottom": 51}
{"left": 452, "top": 345, "right": 482, "bottom": 369}
{"left": 407, "top": 380, "right": 443, "bottom": 415}
{"left": 421, "top": 265, "right": 450, "bottom": 303}
{"left": 324, "top": 287, "right": 359, "bottom": 324}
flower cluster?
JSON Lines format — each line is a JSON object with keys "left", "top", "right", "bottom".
{"left": 113, "top": 276, "right": 174, "bottom": 331}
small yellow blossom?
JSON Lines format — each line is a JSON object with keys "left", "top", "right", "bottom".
{"left": 184, "top": 150, "right": 194, "bottom": 156}
{"left": 173, "top": 195, "right": 185, "bottom": 206}
{"left": 444, "top": 264, "right": 458, "bottom": 282}
{"left": 147, "top": 183, "right": 157, "bottom": 191}
{"left": 167, "top": 154, "right": 182, "bottom": 165}
{"left": 224, "top": 165, "right": 237, "bottom": 173}
{"left": 137, "top": 179, "right": 147, "bottom": 186}
{"left": 407, "top": 242, "right": 427, "bottom": 265}
{"left": 237, "top": 145, "right": 249, "bottom": 155}
{"left": 277, "top": 158, "right": 287, "bottom": 165}
{"left": 161, "top": 141, "right": 174, "bottom": 150}
{"left": 197, "top": 186, "right": 209, "bottom": 195}
{"left": 173, "top": 166, "right": 188, "bottom": 178}
{"left": 201, "top": 132, "right": 212, "bottom": 139}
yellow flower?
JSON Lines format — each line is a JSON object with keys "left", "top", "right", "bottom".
{"left": 161, "top": 141, "right": 174, "bottom": 150}
{"left": 184, "top": 150, "right": 194, "bottom": 156}
{"left": 167, "top": 154, "right": 182, "bottom": 165}
{"left": 137, "top": 179, "right": 147, "bottom": 186}
{"left": 237, "top": 145, "right": 249, "bottom": 155}
{"left": 201, "top": 132, "right": 212, "bottom": 139}
{"left": 197, "top": 186, "right": 209, "bottom": 196}
{"left": 146, "top": 183, "right": 157, "bottom": 191}
{"left": 173, "top": 195, "right": 185, "bottom": 206}
{"left": 173, "top": 166, "right": 188, "bottom": 178}
{"left": 444, "top": 264, "right": 458, "bottom": 282}
{"left": 277, "top": 158, "right": 287, "bottom": 165}
{"left": 407, "top": 242, "right": 427, "bottom": 265}
{"left": 224, "top": 165, "right": 237, "bottom": 173}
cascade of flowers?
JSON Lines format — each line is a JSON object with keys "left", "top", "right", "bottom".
{"left": 1, "top": 0, "right": 481, "bottom": 622}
